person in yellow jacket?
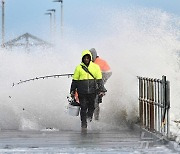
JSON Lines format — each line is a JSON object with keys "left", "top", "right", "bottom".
{"left": 70, "top": 50, "right": 107, "bottom": 129}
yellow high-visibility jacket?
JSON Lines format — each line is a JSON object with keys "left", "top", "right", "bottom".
{"left": 70, "top": 50, "right": 106, "bottom": 94}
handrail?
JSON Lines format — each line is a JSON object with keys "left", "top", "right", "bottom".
{"left": 137, "top": 76, "right": 170, "bottom": 138}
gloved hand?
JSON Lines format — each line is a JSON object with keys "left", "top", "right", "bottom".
{"left": 70, "top": 91, "right": 75, "bottom": 98}
{"left": 98, "top": 96, "right": 103, "bottom": 103}
{"left": 99, "top": 92, "right": 105, "bottom": 96}
{"left": 98, "top": 92, "right": 105, "bottom": 103}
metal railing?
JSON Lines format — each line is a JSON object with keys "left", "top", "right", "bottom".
{"left": 137, "top": 76, "right": 170, "bottom": 138}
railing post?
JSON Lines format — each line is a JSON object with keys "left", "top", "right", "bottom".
{"left": 144, "top": 78, "right": 147, "bottom": 128}
{"left": 154, "top": 79, "right": 157, "bottom": 132}
{"left": 150, "top": 79, "right": 154, "bottom": 131}
{"left": 162, "top": 76, "right": 166, "bottom": 135}
{"left": 139, "top": 77, "right": 143, "bottom": 126}
{"left": 166, "top": 80, "right": 170, "bottom": 137}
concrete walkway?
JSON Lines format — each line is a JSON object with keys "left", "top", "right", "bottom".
{"left": 0, "top": 125, "right": 177, "bottom": 153}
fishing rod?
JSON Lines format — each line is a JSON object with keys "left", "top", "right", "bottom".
{"left": 12, "top": 73, "right": 73, "bottom": 87}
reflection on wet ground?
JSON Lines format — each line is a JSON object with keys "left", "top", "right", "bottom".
{"left": 0, "top": 125, "right": 177, "bottom": 153}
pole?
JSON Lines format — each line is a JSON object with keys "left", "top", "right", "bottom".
{"left": 50, "top": 13, "right": 52, "bottom": 40}
{"left": 47, "top": 9, "right": 56, "bottom": 44}
{"left": 1, "top": 0, "right": 5, "bottom": 46}
{"left": 45, "top": 13, "right": 52, "bottom": 43}
{"left": 53, "top": 10, "right": 56, "bottom": 36}
{"left": 50, "top": 13, "right": 52, "bottom": 43}
{"left": 53, "top": 0, "right": 63, "bottom": 41}
{"left": 60, "top": 0, "right": 63, "bottom": 39}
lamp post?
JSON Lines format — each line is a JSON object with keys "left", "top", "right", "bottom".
{"left": 53, "top": 0, "right": 63, "bottom": 39}
{"left": 1, "top": 0, "right": 5, "bottom": 46}
{"left": 47, "top": 9, "right": 56, "bottom": 35}
{"left": 45, "top": 12, "right": 52, "bottom": 42}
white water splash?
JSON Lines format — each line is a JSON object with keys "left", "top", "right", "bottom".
{"left": 0, "top": 7, "right": 180, "bottom": 138}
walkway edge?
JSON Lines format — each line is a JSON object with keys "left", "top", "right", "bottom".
{"left": 132, "top": 124, "right": 180, "bottom": 152}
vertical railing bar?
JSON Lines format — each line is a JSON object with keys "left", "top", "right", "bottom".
{"left": 139, "top": 77, "right": 143, "bottom": 126}
{"left": 154, "top": 80, "right": 156, "bottom": 131}
{"left": 147, "top": 78, "right": 150, "bottom": 129}
{"left": 162, "top": 76, "right": 166, "bottom": 135}
{"left": 150, "top": 78, "right": 154, "bottom": 131}
{"left": 143, "top": 78, "right": 146, "bottom": 128}
{"left": 160, "top": 80, "right": 163, "bottom": 134}
{"left": 160, "top": 80, "right": 162, "bottom": 134}
{"left": 138, "top": 77, "right": 141, "bottom": 124}
{"left": 152, "top": 79, "right": 155, "bottom": 131}
{"left": 166, "top": 81, "right": 170, "bottom": 137}
{"left": 154, "top": 79, "right": 157, "bottom": 132}
{"left": 159, "top": 78, "right": 163, "bottom": 134}
{"left": 142, "top": 78, "right": 144, "bottom": 127}
{"left": 157, "top": 80, "right": 160, "bottom": 133}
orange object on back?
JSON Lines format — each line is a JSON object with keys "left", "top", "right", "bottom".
{"left": 94, "top": 57, "right": 111, "bottom": 72}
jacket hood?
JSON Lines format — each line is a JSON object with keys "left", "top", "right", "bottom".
{"left": 81, "top": 50, "right": 92, "bottom": 62}
{"left": 89, "top": 48, "right": 97, "bottom": 62}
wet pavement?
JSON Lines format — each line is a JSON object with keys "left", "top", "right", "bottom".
{"left": 0, "top": 125, "right": 178, "bottom": 153}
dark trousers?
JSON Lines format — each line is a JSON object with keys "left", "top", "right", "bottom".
{"left": 78, "top": 93, "right": 96, "bottom": 128}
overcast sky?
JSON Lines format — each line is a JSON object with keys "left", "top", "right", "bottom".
{"left": 1, "top": 0, "right": 180, "bottom": 42}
